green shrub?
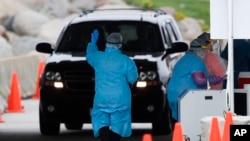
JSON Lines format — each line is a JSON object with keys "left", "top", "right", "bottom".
{"left": 140, "top": 0, "right": 154, "bottom": 9}
{"left": 124, "top": 0, "right": 210, "bottom": 31}
{"left": 174, "top": 12, "right": 186, "bottom": 21}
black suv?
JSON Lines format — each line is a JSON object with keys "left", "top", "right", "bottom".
{"left": 36, "top": 8, "right": 188, "bottom": 135}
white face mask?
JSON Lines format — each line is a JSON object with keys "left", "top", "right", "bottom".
{"left": 196, "top": 50, "right": 206, "bottom": 59}
{"left": 212, "top": 42, "right": 220, "bottom": 53}
{"left": 199, "top": 51, "right": 206, "bottom": 59}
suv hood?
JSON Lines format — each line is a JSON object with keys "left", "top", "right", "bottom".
{"left": 47, "top": 52, "right": 167, "bottom": 63}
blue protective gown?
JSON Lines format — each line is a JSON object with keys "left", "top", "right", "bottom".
{"left": 86, "top": 42, "right": 138, "bottom": 137}
{"left": 167, "top": 53, "right": 208, "bottom": 120}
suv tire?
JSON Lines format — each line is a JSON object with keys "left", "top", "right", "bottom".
{"left": 39, "top": 108, "right": 60, "bottom": 135}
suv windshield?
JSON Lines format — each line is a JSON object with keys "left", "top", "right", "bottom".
{"left": 56, "top": 21, "right": 164, "bottom": 53}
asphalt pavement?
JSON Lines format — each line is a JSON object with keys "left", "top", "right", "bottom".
{"left": 0, "top": 99, "right": 172, "bottom": 141}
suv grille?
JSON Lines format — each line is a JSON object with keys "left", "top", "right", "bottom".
{"left": 63, "top": 65, "right": 95, "bottom": 92}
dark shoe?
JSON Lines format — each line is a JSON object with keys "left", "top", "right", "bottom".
{"left": 111, "top": 130, "right": 121, "bottom": 141}
{"left": 99, "top": 126, "right": 110, "bottom": 141}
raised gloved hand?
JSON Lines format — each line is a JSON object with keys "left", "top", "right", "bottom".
{"left": 208, "top": 75, "right": 223, "bottom": 85}
{"left": 91, "top": 29, "right": 99, "bottom": 44}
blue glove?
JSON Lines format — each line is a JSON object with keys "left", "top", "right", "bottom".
{"left": 208, "top": 75, "right": 223, "bottom": 85}
{"left": 91, "top": 29, "right": 99, "bottom": 44}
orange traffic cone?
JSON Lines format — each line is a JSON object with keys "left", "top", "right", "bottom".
{"left": 33, "top": 61, "right": 45, "bottom": 100}
{"left": 6, "top": 72, "right": 24, "bottom": 113}
{"left": 222, "top": 112, "right": 233, "bottom": 141}
{"left": 172, "top": 122, "right": 184, "bottom": 141}
{"left": 142, "top": 133, "right": 153, "bottom": 141}
{"left": 209, "top": 117, "right": 222, "bottom": 141}
{"left": 0, "top": 112, "right": 4, "bottom": 123}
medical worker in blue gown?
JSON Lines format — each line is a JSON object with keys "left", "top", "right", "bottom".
{"left": 167, "top": 38, "right": 210, "bottom": 130}
{"left": 86, "top": 29, "right": 138, "bottom": 141}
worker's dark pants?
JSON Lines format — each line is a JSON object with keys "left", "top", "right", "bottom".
{"left": 99, "top": 126, "right": 121, "bottom": 141}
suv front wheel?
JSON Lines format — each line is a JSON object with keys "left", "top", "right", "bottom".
{"left": 39, "top": 107, "right": 60, "bottom": 135}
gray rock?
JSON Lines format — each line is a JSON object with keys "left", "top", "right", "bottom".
{"left": 0, "top": 25, "right": 9, "bottom": 41}
{"left": 0, "top": 0, "right": 30, "bottom": 24}
{"left": 3, "top": 16, "right": 15, "bottom": 32}
{"left": 177, "top": 17, "right": 203, "bottom": 43}
{"left": 12, "top": 10, "right": 49, "bottom": 36}
{"left": 10, "top": 36, "right": 50, "bottom": 56}
{"left": 31, "top": 0, "right": 72, "bottom": 19}
{"left": 38, "top": 14, "right": 78, "bottom": 45}
{"left": 69, "top": 0, "right": 96, "bottom": 10}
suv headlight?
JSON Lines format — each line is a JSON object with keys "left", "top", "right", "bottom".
{"left": 44, "top": 71, "right": 63, "bottom": 88}
{"left": 137, "top": 71, "right": 158, "bottom": 88}
{"left": 45, "top": 71, "right": 62, "bottom": 81}
{"left": 147, "top": 71, "right": 157, "bottom": 80}
{"left": 139, "top": 71, "right": 157, "bottom": 80}
{"left": 139, "top": 72, "right": 147, "bottom": 80}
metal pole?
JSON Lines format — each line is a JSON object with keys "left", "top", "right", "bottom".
{"left": 227, "top": 0, "right": 234, "bottom": 112}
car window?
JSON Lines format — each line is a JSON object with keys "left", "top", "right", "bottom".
{"left": 165, "top": 23, "right": 178, "bottom": 42}
{"left": 56, "top": 21, "right": 164, "bottom": 53}
{"left": 161, "top": 26, "right": 171, "bottom": 48}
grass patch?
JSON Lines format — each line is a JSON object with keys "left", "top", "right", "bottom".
{"left": 124, "top": 0, "right": 210, "bottom": 30}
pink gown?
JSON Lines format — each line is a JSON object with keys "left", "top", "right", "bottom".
{"left": 204, "top": 52, "right": 227, "bottom": 89}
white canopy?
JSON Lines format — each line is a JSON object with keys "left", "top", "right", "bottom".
{"left": 210, "top": 0, "right": 250, "bottom": 112}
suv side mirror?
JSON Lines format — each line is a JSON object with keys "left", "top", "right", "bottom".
{"left": 168, "top": 42, "right": 189, "bottom": 53}
{"left": 161, "top": 42, "right": 188, "bottom": 60}
{"left": 36, "top": 42, "right": 54, "bottom": 54}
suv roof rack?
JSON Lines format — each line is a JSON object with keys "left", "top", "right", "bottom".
{"left": 80, "top": 8, "right": 167, "bottom": 17}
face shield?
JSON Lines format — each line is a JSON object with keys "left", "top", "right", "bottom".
{"left": 189, "top": 38, "right": 206, "bottom": 53}
{"left": 106, "top": 32, "right": 123, "bottom": 49}
{"left": 211, "top": 40, "right": 221, "bottom": 54}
